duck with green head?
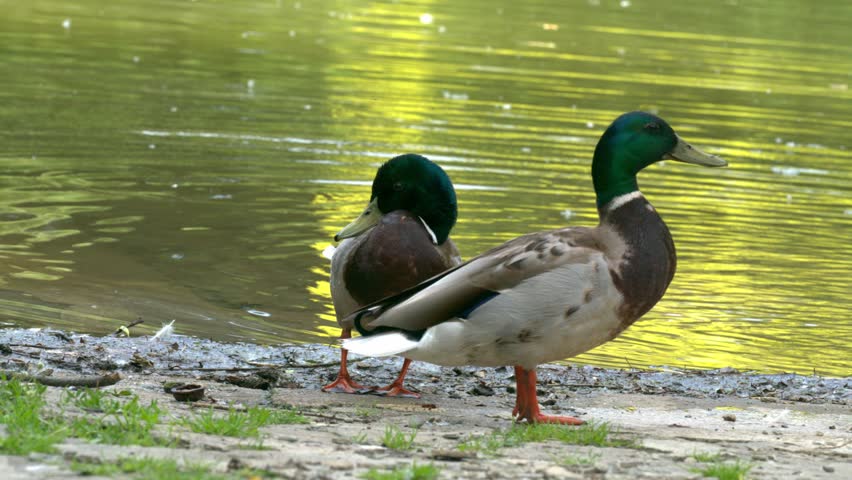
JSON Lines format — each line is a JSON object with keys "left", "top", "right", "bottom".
{"left": 342, "top": 112, "right": 727, "bottom": 423}
{"left": 322, "top": 153, "right": 461, "bottom": 397}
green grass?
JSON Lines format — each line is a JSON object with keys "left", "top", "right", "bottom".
{"left": 1, "top": 377, "right": 309, "bottom": 463}
{"left": 71, "top": 458, "right": 217, "bottom": 479}
{"left": 355, "top": 406, "right": 381, "bottom": 419}
{"left": 361, "top": 462, "right": 440, "bottom": 480}
{"left": 69, "top": 395, "right": 168, "bottom": 446}
{"left": 693, "top": 451, "right": 723, "bottom": 463}
{"left": 458, "top": 422, "right": 629, "bottom": 456}
{"left": 181, "top": 406, "right": 308, "bottom": 438}
{"left": 381, "top": 425, "right": 418, "bottom": 451}
{"left": 1, "top": 379, "right": 169, "bottom": 454}
{"left": 351, "top": 432, "right": 369, "bottom": 444}
{"left": 0, "top": 378, "right": 67, "bottom": 454}
{"left": 691, "top": 455, "right": 752, "bottom": 480}
{"left": 70, "top": 457, "right": 272, "bottom": 480}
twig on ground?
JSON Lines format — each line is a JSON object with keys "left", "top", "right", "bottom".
{"left": 0, "top": 370, "right": 121, "bottom": 387}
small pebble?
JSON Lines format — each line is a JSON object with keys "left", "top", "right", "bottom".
{"left": 823, "top": 465, "right": 835, "bottom": 473}
{"left": 722, "top": 414, "right": 737, "bottom": 422}
{"left": 469, "top": 383, "right": 494, "bottom": 396}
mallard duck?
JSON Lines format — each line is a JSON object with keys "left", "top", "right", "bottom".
{"left": 322, "top": 153, "right": 461, "bottom": 397}
{"left": 342, "top": 112, "right": 727, "bottom": 423}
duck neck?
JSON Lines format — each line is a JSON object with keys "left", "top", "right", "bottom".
{"left": 592, "top": 143, "right": 642, "bottom": 210}
{"left": 598, "top": 192, "right": 677, "bottom": 326}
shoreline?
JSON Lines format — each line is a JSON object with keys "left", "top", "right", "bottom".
{"left": 1, "top": 328, "right": 849, "bottom": 479}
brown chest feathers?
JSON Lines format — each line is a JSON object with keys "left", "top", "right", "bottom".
{"left": 343, "top": 211, "right": 456, "bottom": 305}
{"left": 603, "top": 196, "right": 677, "bottom": 328}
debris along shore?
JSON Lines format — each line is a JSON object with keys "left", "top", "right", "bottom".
{"left": 1, "top": 328, "right": 849, "bottom": 479}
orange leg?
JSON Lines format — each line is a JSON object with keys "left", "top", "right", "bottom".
{"left": 512, "top": 366, "right": 583, "bottom": 425}
{"left": 375, "top": 358, "right": 420, "bottom": 398}
{"left": 322, "top": 328, "right": 373, "bottom": 394}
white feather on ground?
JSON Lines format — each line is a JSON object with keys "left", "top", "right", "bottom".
{"left": 150, "top": 320, "right": 175, "bottom": 342}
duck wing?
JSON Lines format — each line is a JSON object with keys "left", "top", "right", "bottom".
{"left": 344, "top": 226, "right": 601, "bottom": 334}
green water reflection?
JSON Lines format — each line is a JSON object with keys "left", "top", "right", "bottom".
{"left": 0, "top": 0, "right": 849, "bottom": 376}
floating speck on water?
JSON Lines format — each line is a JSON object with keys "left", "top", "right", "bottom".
{"left": 785, "top": 141, "right": 796, "bottom": 148}
{"left": 844, "top": 209, "right": 852, "bottom": 216}
{"left": 771, "top": 166, "right": 829, "bottom": 176}
{"left": 786, "top": 194, "right": 793, "bottom": 204}
{"left": 247, "top": 79, "right": 255, "bottom": 90}
{"left": 171, "top": 253, "right": 184, "bottom": 260}
{"left": 442, "top": 91, "right": 469, "bottom": 100}
{"left": 132, "top": 56, "right": 140, "bottom": 63}
{"left": 586, "top": 121, "right": 595, "bottom": 128}
{"left": 289, "top": 30, "right": 296, "bottom": 37}
{"left": 304, "top": 104, "right": 312, "bottom": 110}
{"left": 501, "top": 103, "right": 512, "bottom": 110}
{"left": 775, "top": 137, "right": 783, "bottom": 144}
{"left": 561, "top": 209, "right": 574, "bottom": 220}
{"left": 803, "top": 323, "right": 818, "bottom": 327}
{"left": 293, "top": 2, "right": 301, "bottom": 9}
{"left": 211, "top": 194, "right": 232, "bottom": 200}
{"left": 171, "top": 184, "right": 179, "bottom": 189}
{"left": 420, "top": 13, "right": 434, "bottom": 25}
{"left": 766, "top": 89, "right": 773, "bottom": 94}
{"left": 148, "top": 144, "right": 156, "bottom": 149}
{"left": 520, "top": 147, "right": 531, "bottom": 153}
{"left": 616, "top": 47, "right": 626, "bottom": 56}
{"left": 620, "top": 0, "right": 631, "bottom": 7}
{"left": 62, "top": 18, "right": 71, "bottom": 29}
{"left": 170, "top": 106, "right": 178, "bottom": 113}
{"left": 246, "top": 309, "right": 271, "bottom": 318}
{"left": 438, "top": 25, "right": 446, "bottom": 33}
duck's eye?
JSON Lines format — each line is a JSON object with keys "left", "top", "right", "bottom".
{"left": 644, "top": 122, "right": 660, "bottom": 131}
{"left": 392, "top": 182, "right": 404, "bottom": 192}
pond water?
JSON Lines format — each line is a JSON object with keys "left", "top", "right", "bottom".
{"left": 1, "top": 0, "right": 849, "bottom": 376}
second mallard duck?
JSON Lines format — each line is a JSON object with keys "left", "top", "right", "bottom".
{"left": 322, "top": 153, "right": 461, "bottom": 397}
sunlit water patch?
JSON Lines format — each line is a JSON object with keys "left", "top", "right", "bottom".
{"left": 0, "top": 0, "right": 849, "bottom": 376}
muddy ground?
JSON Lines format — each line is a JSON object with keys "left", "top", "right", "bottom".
{"left": 1, "top": 328, "right": 849, "bottom": 479}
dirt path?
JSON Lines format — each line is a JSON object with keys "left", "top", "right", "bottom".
{"left": 1, "top": 329, "right": 849, "bottom": 479}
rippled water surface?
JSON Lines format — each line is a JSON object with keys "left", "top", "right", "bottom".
{"left": 1, "top": 0, "right": 849, "bottom": 376}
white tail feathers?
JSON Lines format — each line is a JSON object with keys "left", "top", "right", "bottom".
{"left": 342, "top": 332, "right": 418, "bottom": 357}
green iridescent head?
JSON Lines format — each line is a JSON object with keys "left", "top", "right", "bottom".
{"left": 592, "top": 111, "right": 727, "bottom": 208}
{"left": 335, "top": 154, "right": 457, "bottom": 244}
